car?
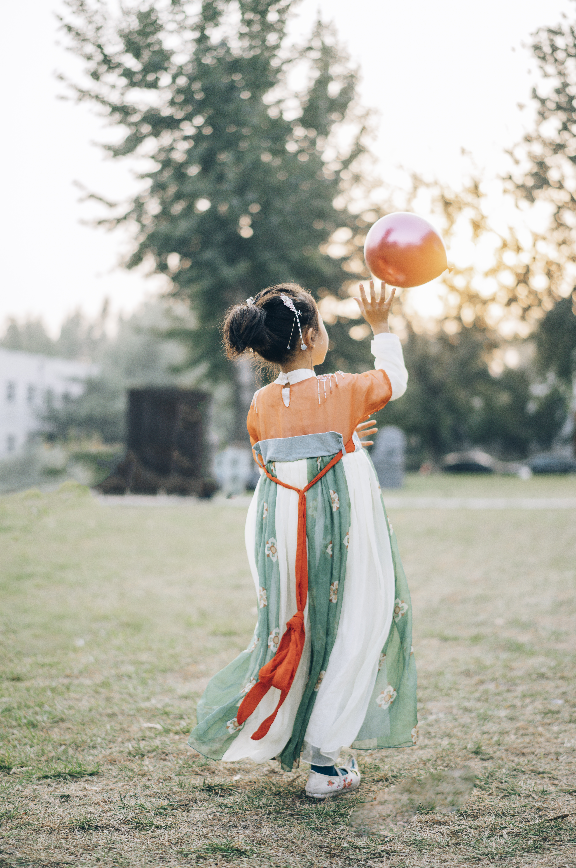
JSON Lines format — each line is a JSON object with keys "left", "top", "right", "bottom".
{"left": 528, "top": 454, "right": 576, "bottom": 474}
{"left": 441, "top": 449, "right": 532, "bottom": 477}
{"left": 441, "top": 450, "right": 495, "bottom": 474}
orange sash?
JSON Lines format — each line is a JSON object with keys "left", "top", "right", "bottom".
{"left": 237, "top": 440, "right": 355, "bottom": 740}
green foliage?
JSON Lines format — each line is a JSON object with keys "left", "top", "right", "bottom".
{"left": 1, "top": 317, "right": 57, "bottom": 356}
{"left": 55, "top": 0, "right": 574, "bottom": 459}
{"left": 59, "top": 0, "right": 379, "bottom": 435}
{"left": 505, "top": 10, "right": 576, "bottom": 385}
{"left": 0, "top": 300, "right": 195, "bottom": 450}
{"left": 404, "top": 172, "right": 562, "bottom": 337}
{"left": 510, "top": 13, "right": 576, "bottom": 259}
{"left": 1, "top": 302, "right": 109, "bottom": 360}
{"left": 535, "top": 295, "right": 576, "bottom": 386}
{"left": 39, "top": 301, "right": 191, "bottom": 443}
{"left": 378, "top": 324, "right": 569, "bottom": 461}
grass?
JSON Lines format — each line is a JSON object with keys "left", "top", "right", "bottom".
{"left": 0, "top": 476, "right": 575, "bottom": 867}
{"left": 383, "top": 469, "right": 576, "bottom": 498}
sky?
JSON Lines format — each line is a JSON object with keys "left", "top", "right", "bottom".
{"left": 0, "top": 0, "right": 573, "bottom": 335}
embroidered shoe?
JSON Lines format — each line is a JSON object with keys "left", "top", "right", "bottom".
{"left": 304, "top": 758, "right": 361, "bottom": 800}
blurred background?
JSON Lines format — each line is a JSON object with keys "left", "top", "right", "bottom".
{"left": 1, "top": 0, "right": 575, "bottom": 493}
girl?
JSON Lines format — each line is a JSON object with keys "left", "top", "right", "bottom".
{"left": 189, "top": 281, "right": 417, "bottom": 799}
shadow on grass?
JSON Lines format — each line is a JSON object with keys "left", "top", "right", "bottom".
{"left": 37, "top": 763, "right": 100, "bottom": 780}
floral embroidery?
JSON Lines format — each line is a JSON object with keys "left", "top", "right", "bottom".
{"left": 378, "top": 652, "right": 386, "bottom": 671}
{"left": 258, "top": 587, "right": 268, "bottom": 608}
{"left": 329, "top": 489, "right": 340, "bottom": 512}
{"left": 247, "top": 634, "right": 260, "bottom": 652}
{"left": 241, "top": 677, "right": 257, "bottom": 695}
{"left": 314, "top": 670, "right": 326, "bottom": 691}
{"left": 265, "top": 538, "right": 278, "bottom": 562}
{"left": 329, "top": 581, "right": 338, "bottom": 603}
{"left": 344, "top": 531, "right": 350, "bottom": 550}
{"left": 393, "top": 598, "right": 409, "bottom": 622}
{"left": 411, "top": 726, "right": 419, "bottom": 745}
{"left": 262, "top": 502, "right": 268, "bottom": 521}
{"left": 376, "top": 685, "right": 397, "bottom": 708}
{"left": 325, "top": 541, "right": 333, "bottom": 558}
{"left": 226, "top": 717, "right": 243, "bottom": 734}
{"left": 268, "top": 628, "right": 280, "bottom": 651}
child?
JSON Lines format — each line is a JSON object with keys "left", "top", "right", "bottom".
{"left": 189, "top": 281, "right": 417, "bottom": 799}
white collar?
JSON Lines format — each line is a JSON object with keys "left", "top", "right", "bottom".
{"left": 274, "top": 368, "right": 315, "bottom": 386}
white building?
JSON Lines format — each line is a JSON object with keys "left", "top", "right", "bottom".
{"left": 0, "top": 348, "right": 94, "bottom": 458}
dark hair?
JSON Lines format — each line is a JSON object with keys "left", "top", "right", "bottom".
{"left": 222, "top": 283, "right": 319, "bottom": 365}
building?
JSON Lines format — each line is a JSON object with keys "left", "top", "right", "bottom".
{"left": 0, "top": 348, "right": 94, "bottom": 458}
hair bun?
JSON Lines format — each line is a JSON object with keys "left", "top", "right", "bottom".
{"left": 227, "top": 304, "right": 267, "bottom": 354}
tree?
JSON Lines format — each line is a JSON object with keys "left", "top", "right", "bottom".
{"left": 534, "top": 296, "right": 576, "bottom": 387}
{"left": 373, "top": 320, "right": 567, "bottom": 464}
{"left": 399, "top": 171, "right": 563, "bottom": 340}
{"left": 509, "top": 12, "right": 576, "bottom": 277}
{"left": 506, "top": 9, "right": 576, "bottom": 453}
{"left": 1, "top": 303, "right": 109, "bottom": 361}
{"left": 60, "top": 0, "right": 380, "bottom": 441}
{"left": 1, "top": 317, "right": 56, "bottom": 356}
{"left": 41, "top": 301, "right": 191, "bottom": 444}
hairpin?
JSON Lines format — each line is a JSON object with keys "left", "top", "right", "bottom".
{"left": 280, "top": 293, "right": 307, "bottom": 351}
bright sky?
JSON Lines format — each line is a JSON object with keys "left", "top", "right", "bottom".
{"left": 0, "top": 0, "right": 573, "bottom": 334}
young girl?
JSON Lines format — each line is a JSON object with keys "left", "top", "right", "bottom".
{"left": 189, "top": 281, "right": 417, "bottom": 799}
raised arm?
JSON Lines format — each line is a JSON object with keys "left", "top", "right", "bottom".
{"left": 355, "top": 280, "right": 408, "bottom": 400}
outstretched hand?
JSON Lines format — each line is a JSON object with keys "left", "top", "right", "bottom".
{"left": 355, "top": 418, "right": 378, "bottom": 448}
{"left": 354, "top": 280, "right": 396, "bottom": 335}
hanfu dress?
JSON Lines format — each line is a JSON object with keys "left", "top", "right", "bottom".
{"left": 189, "top": 333, "right": 417, "bottom": 770}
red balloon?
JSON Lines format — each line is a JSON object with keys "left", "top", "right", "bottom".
{"left": 364, "top": 212, "right": 448, "bottom": 288}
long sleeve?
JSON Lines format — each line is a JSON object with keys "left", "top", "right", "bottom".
{"left": 371, "top": 332, "right": 408, "bottom": 401}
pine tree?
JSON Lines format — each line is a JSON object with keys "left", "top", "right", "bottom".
{"left": 60, "top": 0, "right": 377, "bottom": 440}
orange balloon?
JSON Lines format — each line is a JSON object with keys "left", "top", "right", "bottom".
{"left": 364, "top": 212, "right": 448, "bottom": 288}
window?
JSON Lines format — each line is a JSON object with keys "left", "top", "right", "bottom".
{"left": 6, "top": 381, "right": 16, "bottom": 402}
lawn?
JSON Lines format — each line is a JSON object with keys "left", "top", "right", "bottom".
{"left": 1, "top": 478, "right": 575, "bottom": 867}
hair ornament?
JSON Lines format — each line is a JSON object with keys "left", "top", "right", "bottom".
{"left": 246, "top": 296, "right": 255, "bottom": 306}
{"left": 280, "top": 293, "right": 307, "bottom": 351}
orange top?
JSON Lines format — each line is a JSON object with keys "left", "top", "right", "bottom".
{"left": 247, "top": 370, "right": 393, "bottom": 448}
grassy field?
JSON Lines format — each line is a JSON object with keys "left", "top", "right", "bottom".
{"left": 1, "top": 476, "right": 575, "bottom": 867}
{"left": 382, "top": 471, "right": 576, "bottom": 498}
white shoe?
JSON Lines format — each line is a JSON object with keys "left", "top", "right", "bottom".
{"left": 305, "top": 758, "right": 361, "bottom": 800}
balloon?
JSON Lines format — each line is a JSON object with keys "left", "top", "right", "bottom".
{"left": 364, "top": 212, "right": 448, "bottom": 288}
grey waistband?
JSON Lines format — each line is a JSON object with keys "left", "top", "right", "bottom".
{"left": 253, "top": 431, "right": 346, "bottom": 463}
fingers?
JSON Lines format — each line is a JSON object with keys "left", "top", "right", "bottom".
{"left": 359, "top": 280, "right": 377, "bottom": 310}
{"left": 356, "top": 279, "right": 396, "bottom": 324}
{"left": 361, "top": 281, "right": 396, "bottom": 307}
{"left": 353, "top": 296, "right": 365, "bottom": 317}
{"left": 355, "top": 418, "right": 378, "bottom": 444}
